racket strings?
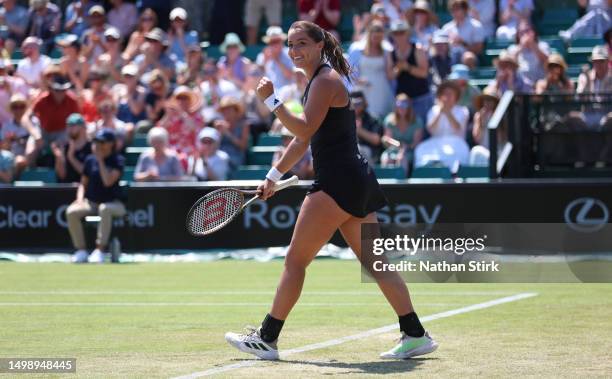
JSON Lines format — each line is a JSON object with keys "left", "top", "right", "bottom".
{"left": 188, "top": 189, "right": 244, "bottom": 235}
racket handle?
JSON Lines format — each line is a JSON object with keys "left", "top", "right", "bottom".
{"left": 273, "top": 175, "right": 299, "bottom": 191}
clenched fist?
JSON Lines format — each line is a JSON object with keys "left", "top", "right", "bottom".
{"left": 256, "top": 77, "right": 274, "bottom": 100}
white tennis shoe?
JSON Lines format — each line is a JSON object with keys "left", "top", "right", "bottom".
{"left": 88, "top": 249, "right": 105, "bottom": 263}
{"left": 380, "top": 331, "right": 438, "bottom": 359}
{"left": 71, "top": 249, "right": 89, "bottom": 263}
{"left": 225, "top": 326, "right": 279, "bottom": 360}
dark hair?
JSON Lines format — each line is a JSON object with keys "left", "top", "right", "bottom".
{"left": 289, "top": 21, "right": 352, "bottom": 82}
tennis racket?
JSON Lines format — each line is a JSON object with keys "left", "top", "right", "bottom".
{"left": 186, "top": 175, "right": 299, "bottom": 236}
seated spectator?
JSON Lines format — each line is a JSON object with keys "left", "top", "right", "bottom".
{"left": 278, "top": 67, "right": 309, "bottom": 104}
{"left": 0, "top": 94, "right": 42, "bottom": 175}
{"left": 56, "top": 34, "right": 89, "bottom": 91}
{"left": 298, "top": 0, "right": 341, "bottom": 40}
{"left": 430, "top": 32, "right": 453, "bottom": 87}
{"left": 242, "top": 65, "right": 270, "bottom": 127}
{"left": 145, "top": 69, "right": 171, "bottom": 125}
{"left": 177, "top": 44, "right": 204, "bottom": 87}
{"left": 132, "top": 27, "right": 176, "bottom": 84}
{"left": 535, "top": 54, "right": 575, "bottom": 94}
{"left": 15, "top": 36, "right": 52, "bottom": 89}
{"left": 113, "top": 64, "right": 147, "bottom": 125}
{"left": 214, "top": 96, "right": 250, "bottom": 171}
{"left": 496, "top": 0, "right": 534, "bottom": 40}
{"left": 187, "top": 127, "right": 230, "bottom": 181}
{"left": 461, "top": 51, "right": 478, "bottom": 70}
{"left": 95, "top": 27, "right": 126, "bottom": 84}
{"left": 0, "top": 0, "right": 29, "bottom": 53}
{"left": 560, "top": 0, "right": 611, "bottom": 41}
{"left": 382, "top": 93, "right": 425, "bottom": 170}
{"left": 577, "top": 45, "right": 612, "bottom": 94}
{"left": 52, "top": 113, "right": 92, "bottom": 183}
{"left": 64, "top": 0, "right": 101, "bottom": 38}
{"left": 80, "top": 5, "right": 111, "bottom": 63}
{"left": 414, "top": 134, "right": 470, "bottom": 168}
{"left": 256, "top": 26, "right": 294, "bottom": 90}
{"left": 0, "top": 59, "right": 29, "bottom": 126}
{"left": 80, "top": 69, "right": 112, "bottom": 123}
{"left": 380, "top": 0, "right": 411, "bottom": 24}
{"left": 90, "top": 100, "right": 134, "bottom": 152}
{"left": 66, "top": 128, "right": 125, "bottom": 263}
{"left": 441, "top": 0, "right": 485, "bottom": 64}
{"left": 32, "top": 75, "right": 81, "bottom": 146}
{"left": 349, "top": 91, "right": 384, "bottom": 163}
{"left": 199, "top": 58, "right": 242, "bottom": 121}
{"left": 245, "top": 0, "right": 282, "bottom": 45}
{"left": 407, "top": 0, "right": 440, "bottom": 49}
{"left": 471, "top": 87, "right": 504, "bottom": 165}
{"left": 272, "top": 127, "right": 314, "bottom": 179}
{"left": 351, "top": 3, "right": 390, "bottom": 43}
{"left": 486, "top": 50, "right": 533, "bottom": 95}
{"left": 218, "top": 33, "right": 251, "bottom": 91}
{"left": 448, "top": 64, "right": 481, "bottom": 114}
{"left": 157, "top": 85, "right": 204, "bottom": 162}
{"left": 107, "top": 0, "right": 138, "bottom": 39}
{"left": 122, "top": 8, "right": 158, "bottom": 61}
{"left": 0, "top": 132, "right": 14, "bottom": 183}
{"left": 427, "top": 80, "right": 469, "bottom": 138}
{"left": 507, "top": 21, "right": 550, "bottom": 84}
{"left": 26, "top": 0, "right": 61, "bottom": 53}
{"left": 468, "top": 0, "right": 496, "bottom": 38}
{"left": 134, "top": 126, "right": 184, "bottom": 181}
{"left": 166, "top": 7, "right": 199, "bottom": 64}
{"left": 390, "top": 19, "right": 433, "bottom": 125}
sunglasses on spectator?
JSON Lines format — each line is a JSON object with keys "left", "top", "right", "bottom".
{"left": 106, "top": 37, "right": 119, "bottom": 42}
{"left": 200, "top": 138, "right": 214, "bottom": 144}
{"left": 141, "top": 17, "right": 154, "bottom": 22}
{"left": 370, "top": 27, "right": 385, "bottom": 33}
{"left": 10, "top": 104, "right": 26, "bottom": 110}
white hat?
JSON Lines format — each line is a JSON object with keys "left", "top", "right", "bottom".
{"left": 104, "top": 27, "right": 120, "bottom": 40}
{"left": 121, "top": 64, "right": 139, "bottom": 76}
{"left": 262, "top": 26, "right": 287, "bottom": 44}
{"left": 170, "top": 7, "right": 188, "bottom": 21}
{"left": 198, "top": 127, "right": 220, "bottom": 142}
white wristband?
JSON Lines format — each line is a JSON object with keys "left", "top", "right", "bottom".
{"left": 264, "top": 93, "right": 282, "bottom": 112}
{"left": 265, "top": 166, "right": 283, "bottom": 182}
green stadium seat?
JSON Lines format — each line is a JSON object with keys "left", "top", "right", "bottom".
{"left": 121, "top": 167, "right": 135, "bottom": 182}
{"left": 338, "top": 12, "right": 355, "bottom": 42}
{"left": 469, "top": 79, "right": 490, "bottom": 90}
{"left": 537, "top": 9, "right": 577, "bottom": 35}
{"left": 485, "top": 39, "right": 513, "bottom": 50}
{"left": 471, "top": 67, "right": 496, "bottom": 80}
{"left": 566, "top": 64, "right": 585, "bottom": 78}
{"left": 206, "top": 45, "right": 222, "bottom": 59}
{"left": 244, "top": 45, "right": 264, "bottom": 61}
{"left": 18, "top": 168, "right": 56, "bottom": 183}
{"left": 232, "top": 165, "right": 270, "bottom": 180}
{"left": 457, "top": 165, "right": 489, "bottom": 178}
{"left": 247, "top": 146, "right": 281, "bottom": 165}
{"left": 125, "top": 147, "right": 147, "bottom": 166}
{"left": 257, "top": 133, "right": 282, "bottom": 146}
{"left": 436, "top": 11, "right": 452, "bottom": 25}
{"left": 569, "top": 37, "right": 603, "bottom": 47}
{"left": 566, "top": 47, "right": 592, "bottom": 65}
{"left": 10, "top": 49, "right": 23, "bottom": 60}
{"left": 374, "top": 166, "right": 406, "bottom": 179}
{"left": 411, "top": 166, "right": 452, "bottom": 179}
{"left": 131, "top": 134, "right": 149, "bottom": 148}
{"left": 539, "top": 36, "right": 565, "bottom": 55}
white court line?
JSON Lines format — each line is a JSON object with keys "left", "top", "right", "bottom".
{"left": 0, "top": 290, "right": 517, "bottom": 296}
{"left": 171, "top": 292, "right": 538, "bottom": 379}
{"left": 0, "top": 302, "right": 454, "bottom": 307}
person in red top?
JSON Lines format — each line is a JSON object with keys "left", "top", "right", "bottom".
{"left": 32, "top": 75, "right": 81, "bottom": 147}
{"left": 298, "top": 0, "right": 341, "bottom": 39}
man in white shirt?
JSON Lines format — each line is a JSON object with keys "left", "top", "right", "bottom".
{"left": 16, "top": 36, "right": 52, "bottom": 89}
{"left": 188, "top": 127, "right": 230, "bottom": 181}
{"left": 442, "top": 0, "right": 485, "bottom": 64}
{"left": 468, "top": 0, "right": 496, "bottom": 38}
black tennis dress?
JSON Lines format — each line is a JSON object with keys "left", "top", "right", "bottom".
{"left": 303, "top": 64, "right": 388, "bottom": 218}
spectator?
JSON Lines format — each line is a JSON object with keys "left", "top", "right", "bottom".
{"left": 138, "top": 0, "right": 172, "bottom": 31}
{"left": 535, "top": 54, "right": 574, "bottom": 94}
{"left": 0, "top": 94, "right": 42, "bottom": 175}
{"left": 167, "top": 7, "right": 199, "bottom": 63}
{"left": 256, "top": 26, "right": 294, "bottom": 90}
{"left": 442, "top": 0, "right": 485, "bottom": 64}
{"left": 26, "top": 0, "right": 61, "bottom": 53}
{"left": 461, "top": 50, "right": 478, "bottom": 70}
{"left": 177, "top": 43, "right": 205, "bottom": 87}
{"left": 407, "top": 0, "right": 440, "bottom": 49}
{"left": 0, "top": 0, "right": 29, "bottom": 51}
{"left": 507, "top": 21, "right": 550, "bottom": 84}
{"left": 134, "top": 126, "right": 184, "bottom": 181}
{"left": 114, "top": 64, "right": 147, "bottom": 126}
{"left": 427, "top": 80, "right": 469, "bottom": 138}
{"left": 0, "top": 132, "right": 14, "bottom": 183}
{"left": 187, "top": 126, "right": 230, "bottom": 181}
{"left": 390, "top": 19, "right": 432, "bottom": 124}
{"left": 468, "top": 0, "right": 496, "bottom": 39}
{"left": 91, "top": 99, "right": 134, "bottom": 152}
{"left": 430, "top": 31, "right": 453, "bottom": 87}
{"left": 157, "top": 85, "right": 204, "bottom": 162}
{"left": 199, "top": 58, "right": 242, "bottom": 121}
{"left": 107, "top": 0, "right": 138, "bottom": 39}
{"left": 448, "top": 64, "right": 481, "bottom": 114}
{"left": 64, "top": 0, "right": 101, "bottom": 38}
{"left": 133, "top": 27, "right": 176, "bottom": 84}
{"left": 245, "top": 0, "right": 282, "bottom": 45}
{"left": 560, "top": 0, "right": 611, "bottom": 41}
{"left": 56, "top": 34, "right": 89, "bottom": 91}
{"left": 218, "top": 33, "right": 251, "bottom": 91}
{"left": 351, "top": 3, "right": 390, "bottom": 43}
{"left": 577, "top": 45, "right": 612, "bottom": 94}
{"left": 32, "top": 75, "right": 81, "bottom": 146}
{"left": 486, "top": 50, "right": 533, "bottom": 95}
{"left": 95, "top": 27, "right": 125, "bottom": 84}
{"left": 272, "top": 127, "right": 314, "bottom": 179}
{"left": 350, "top": 90, "right": 384, "bottom": 163}
{"left": 381, "top": 93, "right": 425, "bottom": 170}
{"left": 0, "top": 59, "right": 29, "bottom": 126}
{"left": 122, "top": 8, "right": 157, "bottom": 61}
{"left": 144, "top": 69, "right": 170, "bottom": 125}
{"left": 348, "top": 21, "right": 395, "bottom": 118}
{"left": 214, "top": 96, "right": 250, "bottom": 171}
{"left": 278, "top": 68, "right": 309, "bottom": 104}
{"left": 65, "top": 128, "right": 125, "bottom": 264}
{"left": 496, "top": 0, "right": 534, "bottom": 40}
{"left": 298, "top": 0, "right": 341, "bottom": 40}
{"left": 471, "top": 87, "right": 501, "bottom": 151}
{"left": 80, "top": 5, "right": 112, "bottom": 63}
{"left": 381, "top": 0, "right": 413, "bottom": 24}
{"left": 242, "top": 65, "right": 270, "bottom": 127}
{"left": 80, "top": 69, "right": 111, "bottom": 123}
{"left": 15, "top": 36, "right": 52, "bottom": 89}
{"left": 52, "top": 113, "right": 92, "bottom": 183}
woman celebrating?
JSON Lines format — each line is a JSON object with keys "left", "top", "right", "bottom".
{"left": 535, "top": 54, "right": 574, "bottom": 94}
{"left": 225, "top": 20, "right": 437, "bottom": 361}
{"left": 382, "top": 94, "right": 425, "bottom": 171}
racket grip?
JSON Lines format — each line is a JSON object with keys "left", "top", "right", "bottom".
{"left": 273, "top": 175, "right": 299, "bottom": 191}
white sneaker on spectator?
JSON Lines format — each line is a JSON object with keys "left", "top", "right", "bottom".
{"left": 88, "top": 249, "right": 106, "bottom": 264}
{"left": 72, "top": 249, "right": 89, "bottom": 263}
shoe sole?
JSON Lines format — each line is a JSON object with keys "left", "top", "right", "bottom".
{"left": 380, "top": 340, "right": 438, "bottom": 360}
{"left": 225, "top": 334, "right": 279, "bottom": 360}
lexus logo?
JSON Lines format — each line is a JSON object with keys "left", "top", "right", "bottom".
{"left": 564, "top": 197, "right": 609, "bottom": 232}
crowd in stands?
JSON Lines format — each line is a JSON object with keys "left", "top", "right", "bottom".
{"left": 0, "top": 0, "right": 611, "bottom": 185}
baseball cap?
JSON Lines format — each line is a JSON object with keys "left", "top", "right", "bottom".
{"left": 89, "top": 5, "right": 105, "bottom": 16}
{"left": 93, "top": 128, "right": 116, "bottom": 143}
{"left": 170, "top": 7, "right": 187, "bottom": 21}
{"left": 198, "top": 127, "right": 220, "bottom": 142}
{"left": 121, "top": 64, "right": 139, "bottom": 77}
{"left": 66, "top": 113, "right": 85, "bottom": 126}
{"left": 104, "top": 27, "right": 121, "bottom": 40}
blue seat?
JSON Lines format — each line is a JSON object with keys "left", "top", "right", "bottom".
{"left": 18, "top": 168, "right": 56, "bottom": 183}
{"left": 257, "top": 134, "right": 282, "bottom": 146}
{"left": 570, "top": 37, "right": 604, "bottom": 47}
{"left": 131, "top": 134, "right": 149, "bottom": 148}
{"left": 457, "top": 165, "right": 489, "bottom": 178}
{"left": 247, "top": 146, "right": 281, "bottom": 165}
{"left": 411, "top": 166, "right": 452, "bottom": 179}
{"left": 232, "top": 165, "right": 270, "bottom": 180}
{"left": 374, "top": 166, "right": 406, "bottom": 179}
{"left": 244, "top": 45, "right": 264, "bottom": 61}
{"left": 205, "top": 45, "right": 222, "bottom": 59}
{"left": 121, "top": 167, "right": 135, "bottom": 182}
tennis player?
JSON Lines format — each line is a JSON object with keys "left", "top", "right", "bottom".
{"left": 226, "top": 21, "right": 437, "bottom": 360}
